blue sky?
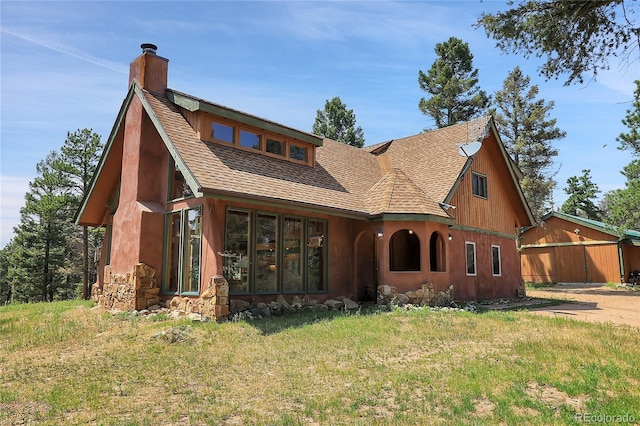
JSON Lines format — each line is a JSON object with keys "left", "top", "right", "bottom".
{"left": 1, "top": 1, "right": 637, "bottom": 247}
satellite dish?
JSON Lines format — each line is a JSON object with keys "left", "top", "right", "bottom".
{"left": 457, "top": 141, "right": 482, "bottom": 157}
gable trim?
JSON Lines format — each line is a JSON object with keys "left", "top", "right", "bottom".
{"left": 135, "top": 85, "right": 202, "bottom": 198}
{"left": 75, "top": 85, "right": 136, "bottom": 226}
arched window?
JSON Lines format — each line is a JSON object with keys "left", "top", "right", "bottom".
{"left": 389, "top": 230, "right": 420, "bottom": 271}
{"left": 429, "top": 232, "right": 446, "bottom": 272}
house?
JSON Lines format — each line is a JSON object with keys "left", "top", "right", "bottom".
{"left": 76, "top": 45, "right": 535, "bottom": 319}
{"left": 521, "top": 211, "right": 640, "bottom": 284}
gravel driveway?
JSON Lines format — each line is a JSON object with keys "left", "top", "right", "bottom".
{"left": 526, "top": 283, "right": 640, "bottom": 328}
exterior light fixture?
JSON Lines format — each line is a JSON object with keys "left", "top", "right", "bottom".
{"left": 377, "top": 229, "right": 384, "bottom": 238}
{"left": 408, "top": 229, "right": 414, "bottom": 235}
{"left": 448, "top": 233, "right": 452, "bottom": 241}
{"left": 574, "top": 228, "right": 580, "bottom": 234}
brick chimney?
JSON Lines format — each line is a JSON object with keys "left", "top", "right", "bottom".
{"left": 128, "top": 43, "right": 168, "bottom": 93}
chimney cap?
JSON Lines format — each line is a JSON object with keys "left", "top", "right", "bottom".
{"left": 140, "top": 43, "right": 158, "bottom": 54}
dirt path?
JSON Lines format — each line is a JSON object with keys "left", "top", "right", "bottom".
{"left": 525, "top": 283, "right": 640, "bottom": 328}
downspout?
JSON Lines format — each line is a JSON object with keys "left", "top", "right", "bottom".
{"left": 617, "top": 239, "right": 625, "bottom": 284}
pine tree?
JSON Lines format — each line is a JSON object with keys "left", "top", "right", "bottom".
{"left": 11, "top": 152, "right": 75, "bottom": 302}
{"left": 312, "top": 97, "right": 365, "bottom": 147}
{"left": 603, "top": 160, "right": 640, "bottom": 232}
{"left": 55, "top": 129, "right": 104, "bottom": 299}
{"left": 492, "top": 66, "right": 565, "bottom": 221}
{"left": 418, "top": 37, "right": 490, "bottom": 128}
{"left": 561, "top": 169, "right": 602, "bottom": 220}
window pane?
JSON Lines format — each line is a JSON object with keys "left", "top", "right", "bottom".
{"left": 240, "top": 130, "right": 261, "bottom": 150}
{"left": 466, "top": 243, "right": 476, "bottom": 275}
{"left": 224, "top": 210, "right": 250, "bottom": 294}
{"left": 283, "top": 217, "right": 303, "bottom": 292}
{"left": 266, "top": 138, "right": 284, "bottom": 156}
{"left": 166, "top": 212, "right": 181, "bottom": 293}
{"left": 256, "top": 213, "right": 278, "bottom": 293}
{"left": 183, "top": 207, "right": 202, "bottom": 293}
{"left": 492, "top": 246, "right": 501, "bottom": 276}
{"left": 472, "top": 173, "right": 487, "bottom": 198}
{"left": 307, "top": 220, "right": 326, "bottom": 291}
{"left": 211, "top": 122, "right": 234, "bottom": 143}
{"left": 168, "top": 160, "right": 194, "bottom": 200}
{"left": 289, "top": 144, "right": 308, "bottom": 162}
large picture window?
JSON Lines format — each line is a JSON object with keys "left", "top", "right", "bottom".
{"left": 307, "top": 220, "right": 326, "bottom": 292}
{"left": 223, "top": 209, "right": 327, "bottom": 295}
{"left": 164, "top": 206, "right": 202, "bottom": 295}
{"left": 255, "top": 213, "right": 278, "bottom": 293}
{"left": 283, "top": 217, "right": 304, "bottom": 292}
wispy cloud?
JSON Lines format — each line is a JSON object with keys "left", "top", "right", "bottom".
{"left": 0, "top": 27, "right": 128, "bottom": 74}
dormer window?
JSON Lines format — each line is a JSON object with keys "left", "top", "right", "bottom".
{"left": 240, "top": 130, "right": 261, "bottom": 150}
{"left": 211, "top": 121, "right": 235, "bottom": 143}
{"left": 266, "top": 138, "right": 284, "bottom": 156}
{"left": 289, "top": 144, "right": 308, "bottom": 162}
{"left": 204, "top": 116, "right": 316, "bottom": 166}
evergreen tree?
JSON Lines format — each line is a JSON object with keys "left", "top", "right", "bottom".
{"left": 603, "top": 160, "right": 640, "bottom": 232}
{"left": 418, "top": 37, "right": 490, "bottom": 128}
{"left": 55, "top": 129, "right": 104, "bottom": 299}
{"left": 604, "top": 81, "right": 640, "bottom": 232}
{"left": 616, "top": 81, "right": 640, "bottom": 156}
{"left": 0, "top": 242, "right": 13, "bottom": 304}
{"left": 312, "top": 97, "right": 365, "bottom": 147}
{"left": 561, "top": 169, "right": 602, "bottom": 220}
{"left": 11, "top": 152, "right": 75, "bottom": 302}
{"left": 492, "top": 66, "right": 565, "bottom": 221}
{"left": 477, "top": 1, "right": 638, "bottom": 85}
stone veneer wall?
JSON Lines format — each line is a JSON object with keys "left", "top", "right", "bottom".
{"left": 92, "top": 268, "right": 230, "bottom": 321}
{"left": 92, "top": 263, "right": 160, "bottom": 311}
{"left": 167, "top": 276, "right": 230, "bottom": 321}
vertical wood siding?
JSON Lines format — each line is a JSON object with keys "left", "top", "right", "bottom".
{"left": 450, "top": 133, "right": 527, "bottom": 234}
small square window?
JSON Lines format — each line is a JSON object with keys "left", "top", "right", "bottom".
{"left": 211, "top": 122, "right": 234, "bottom": 143}
{"left": 266, "top": 138, "right": 284, "bottom": 156}
{"left": 472, "top": 172, "right": 487, "bottom": 198}
{"left": 240, "top": 130, "right": 261, "bottom": 150}
{"left": 289, "top": 144, "right": 308, "bottom": 162}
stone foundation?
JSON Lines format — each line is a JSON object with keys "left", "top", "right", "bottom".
{"left": 377, "top": 283, "right": 454, "bottom": 307}
{"left": 167, "top": 275, "right": 230, "bottom": 321}
{"left": 91, "top": 263, "right": 158, "bottom": 311}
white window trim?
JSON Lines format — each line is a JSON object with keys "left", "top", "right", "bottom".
{"left": 492, "top": 245, "right": 502, "bottom": 276}
{"left": 465, "top": 241, "right": 477, "bottom": 276}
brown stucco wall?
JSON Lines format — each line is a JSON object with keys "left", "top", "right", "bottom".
{"left": 377, "top": 221, "right": 452, "bottom": 295}
{"left": 109, "top": 96, "right": 167, "bottom": 276}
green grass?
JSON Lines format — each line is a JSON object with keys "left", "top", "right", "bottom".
{"left": 525, "top": 281, "right": 558, "bottom": 290}
{"left": 1, "top": 301, "right": 639, "bottom": 425}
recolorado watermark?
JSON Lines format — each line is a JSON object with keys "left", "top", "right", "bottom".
{"left": 575, "top": 413, "right": 636, "bottom": 423}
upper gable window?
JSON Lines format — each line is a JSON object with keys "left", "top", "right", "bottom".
{"left": 168, "top": 158, "right": 194, "bottom": 201}
{"left": 266, "top": 138, "right": 285, "bottom": 156}
{"left": 211, "top": 122, "right": 235, "bottom": 143}
{"left": 289, "top": 144, "right": 308, "bottom": 162}
{"left": 472, "top": 172, "right": 488, "bottom": 198}
{"left": 240, "top": 130, "right": 261, "bottom": 150}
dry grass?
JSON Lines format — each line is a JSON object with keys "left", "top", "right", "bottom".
{"left": 1, "top": 301, "right": 639, "bottom": 425}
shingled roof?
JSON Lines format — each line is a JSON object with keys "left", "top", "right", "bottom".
{"left": 78, "top": 83, "right": 518, "bottom": 225}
